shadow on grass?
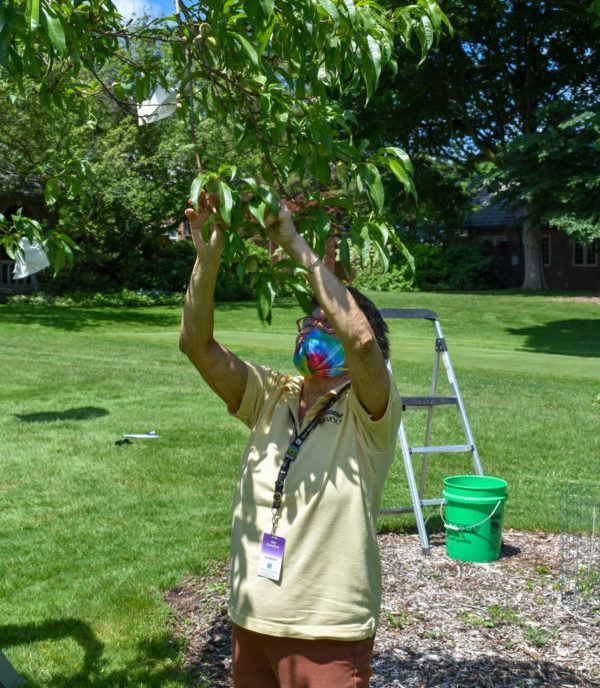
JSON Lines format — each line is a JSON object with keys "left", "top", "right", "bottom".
{"left": 15, "top": 407, "right": 109, "bottom": 423}
{"left": 0, "top": 619, "right": 186, "bottom": 688}
{"left": 505, "top": 318, "right": 600, "bottom": 357}
{"left": 0, "top": 306, "right": 181, "bottom": 332}
{"left": 0, "top": 300, "right": 299, "bottom": 332}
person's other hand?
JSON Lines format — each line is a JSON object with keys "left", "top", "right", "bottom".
{"left": 264, "top": 202, "right": 298, "bottom": 248}
{"left": 185, "top": 191, "right": 225, "bottom": 257}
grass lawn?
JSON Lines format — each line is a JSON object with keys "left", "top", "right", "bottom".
{"left": 1, "top": 290, "right": 599, "bottom": 686}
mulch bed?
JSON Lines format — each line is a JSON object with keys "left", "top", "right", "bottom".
{"left": 164, "top": 529, "right": 600, "bottom": 687}
{"left": 546, "top": 297, "right": 600, "bottom": 305}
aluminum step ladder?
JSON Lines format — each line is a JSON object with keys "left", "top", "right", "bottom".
{"left": 380, "top": 308, "right": 484, "bottom": 553}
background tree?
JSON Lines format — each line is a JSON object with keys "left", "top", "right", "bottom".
{"left": 355, "top": 0, "right": 600, "bottom": 289}
{"left": 1, "top": 0, "right": 450, "bottom": 317}
{"left": 0, "top": 78, "right": 266, "bottom": 293}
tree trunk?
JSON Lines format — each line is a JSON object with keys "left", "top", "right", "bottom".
{"left": 521, "top": 216, "right": 548, "bottom": 290}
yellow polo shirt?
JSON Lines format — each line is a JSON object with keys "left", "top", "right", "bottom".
{"left": 229, "top": 362, "right": 401, "bottom": 640}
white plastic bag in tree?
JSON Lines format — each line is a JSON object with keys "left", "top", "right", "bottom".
{"left": 137, "top": 85, "right": 177, "bottom": 126}
{"left": 13, "top": 237, "right": 50, "bottom": 279}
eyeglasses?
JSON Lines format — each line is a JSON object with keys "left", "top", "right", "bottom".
{"left": 296, "top": 316, "right": 336, "bottom": 335}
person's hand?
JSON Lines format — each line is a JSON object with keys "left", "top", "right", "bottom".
{"left": 264, "top": 202, "right": 298, "bottom": 248}
{"left": 185, "top": 190, "right": 225, "bottom": 257}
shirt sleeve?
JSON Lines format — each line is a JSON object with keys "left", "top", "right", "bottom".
{"left": 232, "top": 362, "right": 291, "bottom": 429}
{"left": 347, "top": 368, "right": 401, "bottom": 454}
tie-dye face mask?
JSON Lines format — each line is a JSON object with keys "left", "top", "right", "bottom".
{"left": 293, "top": 328, "right": 348, "bottom": 379}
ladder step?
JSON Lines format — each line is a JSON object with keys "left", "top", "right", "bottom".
{"left": 402, "top": 396, "right": 457, "bottom": 409}
{"left": 380, "top": 498, "right": 444, "bottom": 515}
{"left": 410, "top": 444, "right": 472, "bottom": 454}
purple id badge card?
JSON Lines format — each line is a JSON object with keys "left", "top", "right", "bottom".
{"left": 257, "top": 533, "right": 285, "bottom": 581}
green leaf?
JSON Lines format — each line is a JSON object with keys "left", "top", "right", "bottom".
{"left": 9, "top": 46, "right": 23, "bottom": 74}
{"left": 25, "top": 0, "right": 40, "bottom": 30}
{"left": 310, "top": 155, "right": 331, "bottom": 186}
{"left": 240, "top": 176, "right": 259, "bottom": 193}
{"left": 422, "top": 0, "right": 442, "bottom": 33}
{"left": 61, "top": 241, "right": 74, "bottom": 269}
{"left": 314, "top": 208, "right": 331, "bottom": 239}
{"left": 218, "top": 163, "right": 237, "bottom": 180}
{"left": 256, "top": 275, "right": 276, "bottom": 322}
{"left": 365, "top": 35, "right": 382, "bottom": 84}
{"left": 5, "top": 239, "right": 17, "bottom": 260}
{"left": 218, "top": 181, "right": 233, "bottom": 225}
{"left": 318, "top": 0, "right": 339, "bottom": 28}
{"left": 189, "top": 173, "right": 212, "bottom": 210}
{"left": 249, "top": 199, "right": 267, "bottom": 227}
{"left": 256, "top": 17, "right": 275, "bottom": 56}
{"left": 291, "top": 283, "right": 314, "bottom": 314}
{"left": 416, "top": 14, "right": 434, "bottom": 64}
{"left": 257, "top": 186, "right": 280, "bottom": 216}
{"left": 381, "top": 146, "right": 413, "bottom": 175}
{"left": 260, "top": 91, "right": 271, "bottom": 114}
{"left": 230, "top": 31, "right": 259, "bottom": 68}
{"left": 236, "top": 261, "right": 246, "bottom": 282}
{"left": 258, "top": 0, "right": 275, "bottom": 17}
{"left": 44, "top": 177, "right": 59, "bottom": 205}
{"left": 371, "top": 235, "right": 389, "bottom": 272}
{"left": 0, "top": 39, "right": 9, "bottom": 70}
{"left": 42, "top": 9, "right": 66, "bottom": 55}
{"left": 359, "top": 42, "right": 375, "bottom": 102}
{"left": 361, "top": 163, "right": 384, "bottom": 215}
{"left": 382, "top": 158, "right": 414, "bottom": 199}
{"left": 53, "top": 247, "right": 65, "bottom": 276}
{"left": 389, "top": 233, "right": 415, "bottom": 273}
{"left": 339, "top": 234, "right": 351, "bottom": 273}
{"left": 113, "top": 82, "right": 125, "bottom": 101}
{"left": 342, "top": 0, "right": 356, "bottom": 25}
{"left": 172, "top": 39, "right": 185, "bottom": 64}
{"left": 334, "top": 140, "right": 358, "bottom": 162}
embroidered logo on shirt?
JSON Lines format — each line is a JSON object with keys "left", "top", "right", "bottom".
{"left": 322, "top": 409, "right": 344, "bottom": 425}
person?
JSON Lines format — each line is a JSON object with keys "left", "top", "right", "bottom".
{"left": 179, "top": 191, "right": 401, "bottom": 688}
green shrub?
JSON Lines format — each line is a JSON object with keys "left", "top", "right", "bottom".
{"left": 347, "top": 243, "right": 415, "bottom": 292}
{"left": 351, "top": 262, "right": 415, "bottom": 292}
{"left": 346, "top": 236, "right": 503, "bottom": 292}
{"left": 7, "top": 289, "right": 186, "bottom": 307}
{"left": 410, "top": 239, "right": 503, "bottom": 291}
{"left": 32, "top": 239, "right": 271, "bottom": 302}
{"left": 121, "top": 239, "right": 198, "bottom": 293}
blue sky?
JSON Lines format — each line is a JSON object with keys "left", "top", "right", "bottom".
{"left": 112, "top": 0, "right": 176, "bottom": 20}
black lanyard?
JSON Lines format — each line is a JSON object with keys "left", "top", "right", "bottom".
{"left": 271, "top": 383, "right": 350, "bottom": 534}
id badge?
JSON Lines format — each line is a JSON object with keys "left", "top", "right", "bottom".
{"left": 257, "top": 533, "right": 285, "bottom": 581}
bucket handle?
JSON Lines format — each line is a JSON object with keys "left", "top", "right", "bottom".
{"left": 439, "top": 499, "right": 503, "bottom": 532}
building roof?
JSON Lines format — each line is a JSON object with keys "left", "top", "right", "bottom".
{"left": 467, "top": 191, "right": 524, "bottom": 228}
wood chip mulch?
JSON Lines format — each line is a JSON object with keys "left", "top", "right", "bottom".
{"left": 546, "top": 296, "right": 600, "bottom": 305}
{"left": 164, "top": 529, "right": 600, "bottom": 687}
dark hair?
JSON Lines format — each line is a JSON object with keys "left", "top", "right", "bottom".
{"left": 311, "top": 286, "right": 390, "bottom": 360}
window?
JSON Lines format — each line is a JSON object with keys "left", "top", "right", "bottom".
{"left": 541, "top": 235, "right": 551, "bottom": 267}
{"left": 573, "top": 240, "right": 598, "bottom": 267}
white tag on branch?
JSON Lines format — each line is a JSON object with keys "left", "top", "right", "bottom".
{"left": 13, "top": 237, "right": 51, "bottom": 279}
{"left": 137, "top": 85, "right": 177, "bottom": 126}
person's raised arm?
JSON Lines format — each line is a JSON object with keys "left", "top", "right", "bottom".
{"left": 266, "top": 204, "right": 389, "bottom": 420}
{"left": 179, "top": 191, "right": 248, "bottom": 414}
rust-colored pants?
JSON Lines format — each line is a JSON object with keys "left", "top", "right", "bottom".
{"left": 232, "top": 623, "right": 374, "bottom": 688}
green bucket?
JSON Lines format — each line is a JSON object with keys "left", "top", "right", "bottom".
{"left": 441, "top": 475, "right": 508, "bottom": 563}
